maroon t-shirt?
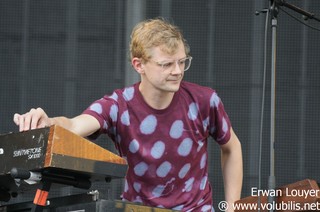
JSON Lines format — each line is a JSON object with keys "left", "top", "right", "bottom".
{"left": 83, "top": 81, "right": 231, "bottom": 212}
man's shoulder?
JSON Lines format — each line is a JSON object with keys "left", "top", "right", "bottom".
{"left": 106, "top": 82, "right": 139, "bottom": 102}
{"left": 180, "top": 81, "right": 216, "bottom": 96}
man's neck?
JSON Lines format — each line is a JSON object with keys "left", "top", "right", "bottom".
{"left": 139, "top": 83, "right": 175, "bottom": 110}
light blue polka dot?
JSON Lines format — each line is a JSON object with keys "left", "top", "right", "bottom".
{"left": 178, "top": 163, "right": 191, "bottom": 179}
{"left": 151, "top": 141, "right": 165, "bottom": 159}
{"left": 200, "top": 153, "right": 206, "bottom": 169}
{"left": 133, "top": 182, "right": 141, "bottom": 193}
{"left": 124, "top": 179, "right": 128, "bottom": 192}
{"left": 217, "top": 117, "right": 229, "bottom": 142}
{"left": 123, "top": 87, "right": 134, "bottom": 101}
{"left": 197, "top": 198, "right": 205, "bottom": 205}
{"left": 103, "top": 120, "right": 108, "bottom": 130}
{"left": 134, "top": 162, "right": 148, "bottom": 176}
{"left": 222, "top": 117, "right": 228, "bottom": 133}
{"left": 156, "top": 205, "right": 165, "bottom": 209}
{"left": 197, "top": 140, "right": 204, "bottom": 152}
{"left": 210, "top": 93, "right": 220, "bottom": 108}
{"left": 200, "top": 176, "right": 207, "bottom": 190}
{"left": 121, "top": 110, "right": 130, "bottom": 126}
{"left": 188, "top": 102, "right": 199, "bottom": 121}
{"left": 182, "top": 177, "right": 194, "bottom": 192}
{"left": 156, "top": 161, "right": 172, "bottom": 178}
{"left": 134, "top": 196, "right": 143, "bottom": 203}
{"left": 110, "top": 104, "right": 118, "bottom": 122}
{"left": 203, "top": 117, "right": 209, "bottom": 132}
{"left": 201, "top": 205, "right": 212, "bottom": 212}
{"left": 169, "top": 120, "right": 184, "bottom": 139}
{"left": 152, "top": 185, "right": 165, "bottom": 198}
{"left": 177, "top": 138, "right": 193, "bottom": 157}
{"left": 140, "top": 115, "right": 157, "bottom": 135}
{"left": 109, "top": 92, "right": 118, "bottom": 101}
{"left": 172, "top": 205, "right": 184, "bottom": 211}
{"left": 129, "top": 139, "right": 140, "bottom": 153}
{"left": 90, "top": 103, "right": 102, "bottom": 114}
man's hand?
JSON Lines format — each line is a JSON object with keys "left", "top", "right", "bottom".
{"left": 13, "top": 108, "right": 51, "bottom": 132}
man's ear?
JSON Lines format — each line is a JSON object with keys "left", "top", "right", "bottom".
{"left": 132, "top": 57, "right": 144, "bottom": 74}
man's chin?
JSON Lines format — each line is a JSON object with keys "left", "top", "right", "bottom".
{"left": 166, "top": 84, "right": 180, "bottom": 92}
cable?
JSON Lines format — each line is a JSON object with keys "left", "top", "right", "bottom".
{"left": 257, "top": 7, "right": 270, "bottom": 212}
{"left": 279, "top": 6, "right": 320, "bottom": 32}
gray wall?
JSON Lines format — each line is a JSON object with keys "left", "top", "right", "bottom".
{"left": 1, "top": 0, "right": 320, "bottom": 209}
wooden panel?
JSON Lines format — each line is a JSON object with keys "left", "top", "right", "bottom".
{"left": 0, "top": 126, "right": 128, "bottom": 196}
{"left": 44, "top": 125, "right": 127, "bottom": 167}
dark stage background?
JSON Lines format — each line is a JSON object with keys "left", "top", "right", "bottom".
{"left": 1, "top": 0, "right": 320, "bottom": 210}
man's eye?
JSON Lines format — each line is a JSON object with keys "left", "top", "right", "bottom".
{"left": 179, "top": 60, "right": 186, "bottom": 66}
{"left": 162, "top": 62, "right": 173, "bottom": 69}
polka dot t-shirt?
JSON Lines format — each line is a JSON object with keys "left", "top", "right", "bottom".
{"left": 82, "top": 81, "right": 232, "bottom": 212}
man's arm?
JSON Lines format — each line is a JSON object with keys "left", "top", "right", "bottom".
{"left": 13, "top": 107, "right": 100, "bottom": 137}
{"left": 220, "top": 128, "right": 243, "bottom": 210}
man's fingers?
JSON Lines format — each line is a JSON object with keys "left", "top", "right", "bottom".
{"left": 13, "top": 113, "right": 20, "bottom": 125}
{"left": 18, "top": 115, "right": 25, "bottom": 132}
{"left": 30, "top": 112, "right": 42, "bottom": 130}
{"left": 13, "top": 108, "right": 47, "bottom": 131}
{"left": 13, "top": 113, "right": 26, "bottom": 132}
{"left": 37, "top": 120, "right": 47, "bottom": 129}
{"left": 23, "top": 112, "right": 32, "bottom": 131}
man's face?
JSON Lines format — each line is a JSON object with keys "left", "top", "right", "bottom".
{"left": 140, "top": 41, "right": 188, "bottom": 94}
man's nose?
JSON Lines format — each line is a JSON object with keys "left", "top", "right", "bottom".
{"left": 171, "top": 62, "right": 183, "bottom": 74}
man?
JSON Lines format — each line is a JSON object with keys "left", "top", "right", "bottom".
{"left": 13, "top": 18, "right": 242, "bottom": 212}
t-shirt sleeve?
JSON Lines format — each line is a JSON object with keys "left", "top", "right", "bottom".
{"left": 208, "top": 92, "right": 232, "bottom": 145}
{"left": 82, "top": 96, "right": 118, "bottom": 139}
